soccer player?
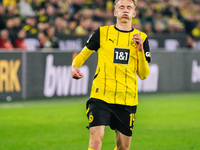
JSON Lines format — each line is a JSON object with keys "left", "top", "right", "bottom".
{"left": 71, "top": 0, "right": 151, "bottom": 149}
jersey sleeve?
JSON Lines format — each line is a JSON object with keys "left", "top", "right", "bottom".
{"left": 72, "top": 46, "right": 94, "bottom": 68}
{"left": 143, "top": 37, "right": 151, "bottom": 63}
{"left": 86, "top": 28, "right": 100, "bottom": 51}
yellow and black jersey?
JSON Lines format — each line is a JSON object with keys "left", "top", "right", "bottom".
{"left": 73, "top": 25, "right": 150, "bottom": 106}
{"left": 87, "top": 25, "right": 150, "bottom": 106}
{"left": 86, "top": 25, "right": 151, "bottom": 62}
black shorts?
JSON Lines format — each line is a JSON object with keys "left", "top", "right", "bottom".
{"left": 86, "top": 98, "right": 137, "bottom": 136}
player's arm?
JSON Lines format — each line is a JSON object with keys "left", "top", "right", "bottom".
{"left": 71, "top": 47, "right": 94, "bottom": 79}
{"left": 137, "top": 50, "right": 150, "bottom": 80}
{"left": 71, "top": 28, "right": 100, "bottom": 79}
{"left": 133, "top": 34, "right": 150, "bottom": 80}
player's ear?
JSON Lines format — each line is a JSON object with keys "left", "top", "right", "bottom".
{"left": 114, "top": 10, "right": 117, "bottom": 17}
{"left": 132, "top": 10, "right": 136, "bottom": 18}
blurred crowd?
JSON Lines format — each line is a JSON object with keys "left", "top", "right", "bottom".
{"left": 0, "top": 0, "right": 200, "bottom": 50}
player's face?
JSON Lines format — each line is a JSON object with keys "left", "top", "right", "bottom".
{"left": 114, "top": 0, "right": 136, "bottom": 23}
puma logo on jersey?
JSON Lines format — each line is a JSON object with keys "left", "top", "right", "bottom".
{"left": 109, "top": 39, "right": 115, "bottom": 44}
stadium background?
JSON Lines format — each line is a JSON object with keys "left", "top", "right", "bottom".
{"left": 0, "top": 0, "right": 200, "bottom": 150}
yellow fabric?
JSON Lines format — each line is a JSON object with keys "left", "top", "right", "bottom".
{"left": 72, "top": 46, "right": 94, "bottom": 68}
{"left": 137, "top": 51, "right": 150, "bottom": 80}
{"left": 114, "top": 146, "right": 117, "bottom": 150}
{"left": 88, "top": 148, "right": 95, "bottom": 150}
{"left": 89, "top": 25, "right": 150, "bottom": 106}
{"left": 86, "top": 104, "right": 90, "bottom": 115}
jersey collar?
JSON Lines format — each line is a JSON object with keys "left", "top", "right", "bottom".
{"left": 114, "top": 25, "right": 134, "bottom": 32}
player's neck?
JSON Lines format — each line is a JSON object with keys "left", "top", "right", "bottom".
{"left": 115, "top": 22, "right": 132, "bottom": 31}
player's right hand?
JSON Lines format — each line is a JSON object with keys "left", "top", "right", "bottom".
{"left": 71, "top": 65, "right": 83, "bottom": 79}
{"left": 132, "top": 34, "right": 144, "bottom": 52}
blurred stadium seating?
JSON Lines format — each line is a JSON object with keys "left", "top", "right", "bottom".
{"left": 0, "top": 0, "right": 200, "bottom": 51}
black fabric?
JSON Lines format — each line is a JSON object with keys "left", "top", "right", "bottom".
{"left": 143, "top": 37, "right": 151, "bottom": 63}
{"left": 86, "top": 28, "right": 100, "bottom": 51}
{"left": 86, "top": 98, "right": 137, "bottom": 136}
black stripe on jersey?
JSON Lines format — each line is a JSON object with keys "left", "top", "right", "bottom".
{"left": 86, "top": 28, "right": 100, "bottom": 51}
{"left": 134, "top": 79, "right": 136, "bottom": 99}
{"left": 106, "top": 26, "right": 110, "bottom": 41}
{"left": 125, "top": 68, "right": 128, "bottom": 105}
{"left": 104, "top": 63, "right": 106, "bottom": 95}
{"left": 116, "top": 31, "right": 119, "bottom": 46}
{"left": 114, "top": 66, "right": 117, "bottom": 103}
{"left": 128, "top": 33, "right": 130, "bottom": 46}
{"left": 94, "top": 68, "right": 100, "bottom": 79}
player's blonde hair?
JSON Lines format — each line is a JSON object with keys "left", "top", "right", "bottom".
{"left": 114, "top": 0, "right": 137, "bottom": 7}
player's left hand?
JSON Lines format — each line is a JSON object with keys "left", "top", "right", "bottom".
{"left": 132, "top": 34, "right": 143, "bottom": 52}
